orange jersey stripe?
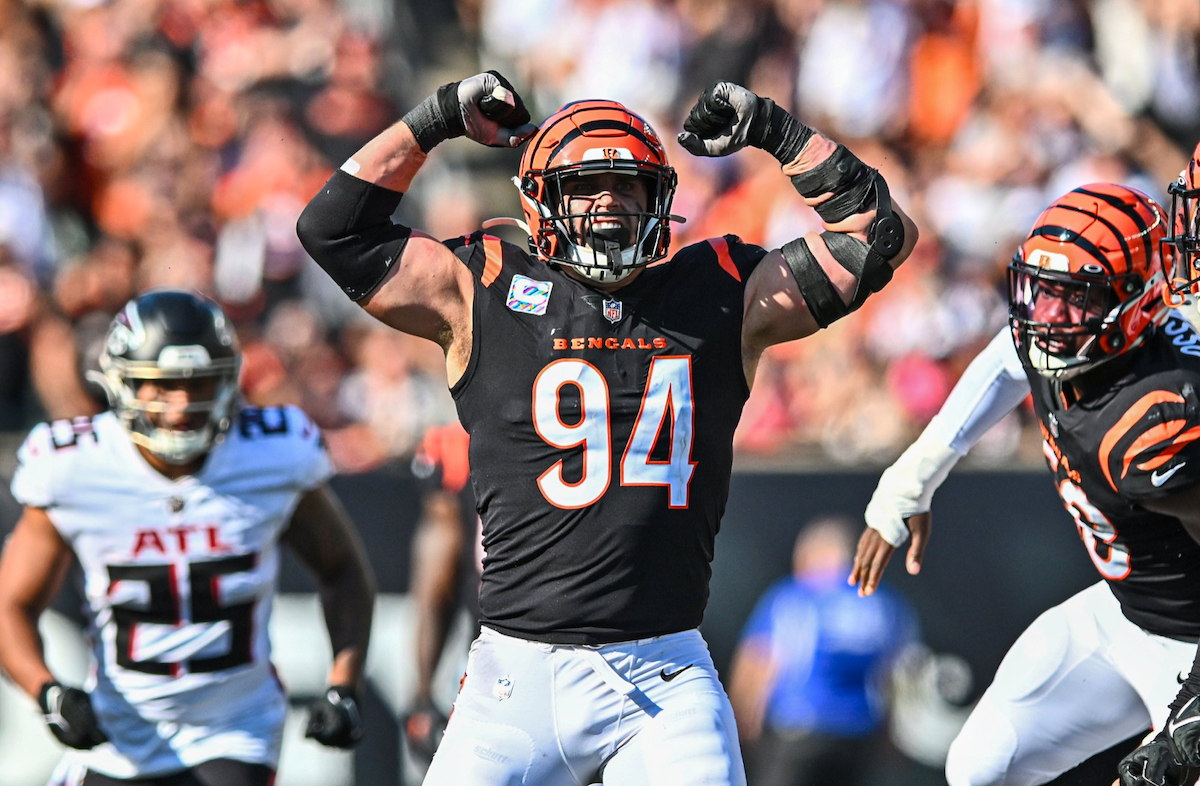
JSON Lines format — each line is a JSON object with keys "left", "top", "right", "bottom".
{"left": 708, "top": 237, "right": 742, "bottom": 283}
{"left": 1122, "top": 419, "right": 1188, "bottom": 472}
{"left": 482, "top": 235, "right": 503, "bottom": 288}
{"left": 1136, "top": 424, "right": 1200, "bottom": 472}
{"left": 1098, "top": 390, "right": 1185, "bottom": 491}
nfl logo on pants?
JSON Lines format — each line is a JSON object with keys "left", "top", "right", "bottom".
{"left": 603, "top": 298, "right": 622, "bottom": 324}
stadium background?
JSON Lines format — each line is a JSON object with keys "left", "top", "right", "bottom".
{"left": 0, "top": 0, "right": 1198, "bottom": 783}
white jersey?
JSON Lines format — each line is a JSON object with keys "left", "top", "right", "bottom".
{"left": 10, "top": 405, "right": 332, "bottom": 777}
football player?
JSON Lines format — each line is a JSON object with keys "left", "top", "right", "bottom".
{"left": 849, "top": 183, "right": 1200, "bottom": 786}
{"left": 1113, "top": 143, "right": 1200, "bottom": 786}
{"left": 296, "top": 70, "right": 918, "bottom": 785}
{"left": 0, "top": 290, "right": 376, "bottom": 786}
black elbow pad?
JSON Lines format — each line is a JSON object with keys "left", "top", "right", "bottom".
{"left": 297, "top": 170, "right": 411, "bottom": 301}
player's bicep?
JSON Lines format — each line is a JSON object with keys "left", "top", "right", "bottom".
{"left": 359, "top": 231, "right": 473, "bottom": 347}
{"left": 0, "top": 507, "right": 72, "bottom": 615}
{"left": 742, "top": 249, "right": 820, "bottom": 352}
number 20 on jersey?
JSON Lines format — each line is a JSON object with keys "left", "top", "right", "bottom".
{"left": 533, "top": 357, "right": 696, "bottom": 509}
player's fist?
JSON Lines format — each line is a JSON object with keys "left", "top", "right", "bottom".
{"left": 304, "top": 685, "right": 364, "bottom": 749}
{"left": 39, "top": 681, "right": 108, "bottom": 749}
{"left": 404, "top": 698, "right": 449, "bottom": 764}
{"left": 456, "top": 71, "right": 537, "bottom": 148}
{"left": 403, "top": 71, "right": 537, "bottom": 153}
{"left": 677, "top": 82, "right": 766, "bottom": 158}
{"left": 1118, "top": 732, "right": 1196, "bottom": 786}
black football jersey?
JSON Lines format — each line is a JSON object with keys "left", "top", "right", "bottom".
{"left": 446, "top": 232, "right": 767, "bottom": 644}
{"left": 1028, "top": 311, "right": 1200, "bottom": 639}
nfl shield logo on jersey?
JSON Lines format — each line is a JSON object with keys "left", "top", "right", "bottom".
{"left": 603, "top": 298, "right": 622, "bottom": 324}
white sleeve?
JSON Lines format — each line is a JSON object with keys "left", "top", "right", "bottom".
{"left": 9, "top": 424, "right": 56, "bottom": 508}
{"left": 864, "top": 329, "right": 1030, "bottom": 546}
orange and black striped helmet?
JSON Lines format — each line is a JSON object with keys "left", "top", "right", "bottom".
{"left": 516, "top": 100, "right": 678, "bottom": 283}
{"left": 1008, "top": 183, "right": 1172, "bottom": 380}
{"left": 1166, "top": 139, "right": 1200, "bottom": 297}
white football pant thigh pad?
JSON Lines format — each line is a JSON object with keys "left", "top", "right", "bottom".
{"left": 945, "top": 582, "right": 1155, "bottom": 786}
{"left": 600, "top": 691, "right": 745, "bottom": 786}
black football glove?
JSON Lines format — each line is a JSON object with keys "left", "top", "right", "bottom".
{"left": 677, "top": 81, "right": 813, "bottom": 163}
{"left": 404, "top": 699, "right": 449, "bottom": 764}
{"left": 1169, "top": 695, "right": 1200, "bottom": 768}
{"left": 39, "top": 681, "right": 108, "bottom": 749}
{"left": 402, "top": 70, "right": 538, "bottom": 152}
{"left": 304, "top": 685, "right": 364, "bottom": 749}
{"left": 1119, "top": 731, "right": 1197, "bottom": 786}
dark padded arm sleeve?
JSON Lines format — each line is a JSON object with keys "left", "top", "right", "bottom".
{"left": 297, "top": 170, "right": 411, "bottom": 302}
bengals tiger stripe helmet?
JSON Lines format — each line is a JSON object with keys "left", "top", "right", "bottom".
{"left": 516, "top": 100, "right": 678, "bottom": 283}
{"left": 1008, "top": 183, "right": 1171, "bottom": 380}
{"left": 1166, "top": 140, "right": 1200, "bottom": 297}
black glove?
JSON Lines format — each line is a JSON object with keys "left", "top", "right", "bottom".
{"left": 402, "top": 70, "right": 538, "bottom": 152}
{"left": 677, "top": 81, "right": 813, "bottom": 163}
{"left": 39, "top": 681, "right": 108, "bottom": 749}
{"left": 404, "top": 698, "right": 449, "bottom": 764}
{"left": 1119, "top": 732, "right": 1197, "bottom": 786}
{"left": 1170, "top": 695, "right": 1200, "bottom": 768}
{"left": 304, "top": 685, "right": 364, "bottom": 749}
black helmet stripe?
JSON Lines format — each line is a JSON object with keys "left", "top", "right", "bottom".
{"left": 1030, "top": 224, "right": 1114, "bottom": 273}
{"left": 1075, "top": 185, "right": 1154, "bottom": 266}
{"left": 1051, "top": 203, "right": 1130, "bottom": 274}
{"left": 545, "top": 120, "right": 661, "bottom": 167}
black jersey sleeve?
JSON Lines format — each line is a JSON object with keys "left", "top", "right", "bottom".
{"left": 1099, "top": 380, "right": 1200, "bottom": 500}
{"left": 704, "top": 235, "right": 769, "bottom": 283}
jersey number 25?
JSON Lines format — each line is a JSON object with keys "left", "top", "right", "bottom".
{"left": 533, "top": 357, "right": 696, "bottom": 509}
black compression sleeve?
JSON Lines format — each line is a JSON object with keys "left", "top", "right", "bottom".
{"left": 297, "top": 170, "right": 411, "bottom": 301}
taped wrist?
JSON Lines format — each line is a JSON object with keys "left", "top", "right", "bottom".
{"left": 749, "top": 99, "right": 815, "bottom": 165}
{"left": 402, "top": 83, "right": 466, "bottom": 153}
{"left": 864, "top": 430, "right": 962, "bottom": 547}
{"left": 1170, "top": 661, "right": 1200, "bottom": 717}
{"left": 296, "top": 170, "right": 410, "bottom": 301}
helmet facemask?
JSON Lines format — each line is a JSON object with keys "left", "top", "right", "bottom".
{"left": 93, "top": 290, "right": 242, "bottom": 465}
{"left": 1166, "top": 175, "right": 1200, "bottom": 299}
{"left": 520, "top": 164, "right": 676, "bottom": 284}
{"left": 99, "top": 354, "right": 241, "bottom": 465}
{"left": 1008, "top": 261, "right": 1134, "bottom": 379}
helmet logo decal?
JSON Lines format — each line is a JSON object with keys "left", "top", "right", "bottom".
{"left": 1029, "top": 249, "right": 1070, "bottom": 272}
{"left": 506, "top": 275, "right": 553, "bottom": 316}
{"left": 603, "top": 298, "right": 623, "bottom": 324}
{"left": 158, "top": 345, "right": 214, "bottom": 370}
{"left": 582, "top": 147, "right": 634, "bottom": 162}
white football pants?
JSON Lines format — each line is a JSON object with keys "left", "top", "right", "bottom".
{"left": 423, "top": 626, "right": 746, "bottom": 786}
{"left": 946, "top": 581, "right": 1197, "bottom": 786}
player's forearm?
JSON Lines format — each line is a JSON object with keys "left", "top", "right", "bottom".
{"left": 343, "top": 120, "right": 428, "bottom": 193}
{"left": 318, "top": 567, "right": 375, "bottom": 689}
{"left": 0, "top": 604, "right": 55, "bottom": 700}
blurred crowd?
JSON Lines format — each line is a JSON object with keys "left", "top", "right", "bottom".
{"left": 1, "top": 0, "right": 1198, "bottom": 471}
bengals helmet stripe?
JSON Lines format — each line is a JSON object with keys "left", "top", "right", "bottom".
{"left": 543, "top": 122, "right": 664, "bottom": 168}
{"left": 1166, "top": 139, "right": 1200, "bottom": 296}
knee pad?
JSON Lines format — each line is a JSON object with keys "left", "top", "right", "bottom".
{"left": 945, "top": 696, "right": 1019, "bottom": 786}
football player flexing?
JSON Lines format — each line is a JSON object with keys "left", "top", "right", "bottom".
{"left": 296, "top": 71, "right": 918, "bottom": 785}
{"left": 0, "top": 291, "right": 376, "bottom": 786}
{"left": 849, "top": 183, "right": 1200, "bottom": 786}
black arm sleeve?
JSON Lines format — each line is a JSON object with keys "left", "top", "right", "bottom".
{"left": 297, "top": 170, "right": 411, "bottom": 302}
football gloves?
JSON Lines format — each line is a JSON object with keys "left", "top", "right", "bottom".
{"left": 38, "top": 681, "right": 108, "bottom": 749}
{"left": 304, "top": 685, "right": 364, "bottom": 749}
{"left": 1119, "top": 731, "right": 1197, "bottom": 786}
{"left": 403, "top": 70, "right": 537, "bottom": 152}
{"left": 404, "top": 698, "right": 449, "bottom": 764}
{"left": 1169, "top": 695, "right": 1200, "bottom": 768}
{"left": 677, "top": 81, "right": 813, "bottom": 163}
